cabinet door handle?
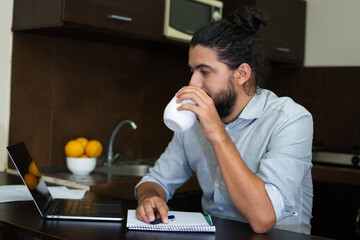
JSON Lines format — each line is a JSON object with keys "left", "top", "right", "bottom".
{"left": 275, "top": 47, "right": 291, "bottom": 53}
{"left": 356, "top": 208, "right": 360, "bottom": 232}
{"left": 107, "top": 15, "right": 132, "bottom": 22}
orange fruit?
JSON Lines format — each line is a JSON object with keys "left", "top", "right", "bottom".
{"left": 85, "top": 140, "right": 103, "bottom": 158}
{"left": 28, "top": 161, "right": 41, "bottom": 177}
{"left": 76, "top": 137, "right": 89, "bottom": 148}
{"left": 24, "top": 173, "right": 39, "bottom": 190}
{"left": 65, "top": 140, "right": 85, "bottom": 157}
{"left": 79, "top": 154, "right": 88, "bottom": 158}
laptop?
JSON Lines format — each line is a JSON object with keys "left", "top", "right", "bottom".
{"left": 6, "top": 142, "right": 124, "bottom": 221}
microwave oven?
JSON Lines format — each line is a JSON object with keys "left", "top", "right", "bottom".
{"left": 163, "top": 0, "right": 223, "bottom": 42}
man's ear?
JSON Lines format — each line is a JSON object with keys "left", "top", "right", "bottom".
{"left": 234, "top": 63, "right": 252, "bottom": 86}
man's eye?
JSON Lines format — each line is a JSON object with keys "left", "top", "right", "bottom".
{"left": 201, "top": 70, "right": 209, "bottom": 75}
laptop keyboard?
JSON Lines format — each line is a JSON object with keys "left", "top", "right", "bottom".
{"left": 47, "top": 200, "right": 65, "bottom": 215}
{"left": 48, "top": 199, "right": 92, "bottom": 216}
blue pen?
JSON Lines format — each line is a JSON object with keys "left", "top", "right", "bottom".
{"left": 150, "top": 215, "right": 175, "bottom": 224}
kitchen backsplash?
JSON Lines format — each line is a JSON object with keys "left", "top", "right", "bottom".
{"left": 9, "top": 33, "right": 188, "bottom": 167}
{"left": 8, "top": 33, "right": 360, "bottom": 168}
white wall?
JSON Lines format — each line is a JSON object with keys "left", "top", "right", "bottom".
{"left": 0, "top": 0, "right": 13, "bottom": 171}
{"left": 305, "top": 0, "right": 360, "bottom": 66}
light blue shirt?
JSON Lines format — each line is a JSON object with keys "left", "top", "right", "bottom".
{"left": 136, "top": 89, "right": 313, "bottom": 234}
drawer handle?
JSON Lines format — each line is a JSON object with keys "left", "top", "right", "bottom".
{"left": 356, "top": 208, "right": 360, "bottom": 231}
{"left": 107, "top": 15, "right": 132, "bottom": 22}
{"left": 275, "top": 47, "right": 291, "bottom": 53}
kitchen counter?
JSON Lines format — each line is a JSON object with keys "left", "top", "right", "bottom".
{"left": 6, "top": 165, "right": 201, "bottom": 200}
{"left": 311, "top": 163, "right": 360, "bottom": 239}
{"left": 8, "top": 162, "right": 359, "bottom": 199}
{"left": 312, "top": 163, "right": 360, "bottom": 185}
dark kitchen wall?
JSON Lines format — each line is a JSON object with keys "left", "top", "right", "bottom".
{"left": 9, "top": 33, "right": 189, "bottom": 167}
{"left": 9, "top": 33, "right": 360, "bottom": 168}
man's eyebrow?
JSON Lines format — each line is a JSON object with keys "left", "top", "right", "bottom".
{"left": 189, "top": 64, "right": 212, "bottom": 70}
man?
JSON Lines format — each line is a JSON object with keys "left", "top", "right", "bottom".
{"left": 135, "top": 6, "right": 313, "bottom": 234}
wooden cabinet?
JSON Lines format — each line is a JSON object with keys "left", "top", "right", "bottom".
{"left": 13, "top": 0, "right": 306, "bottom": 63}
{"left": 312, "top": 179, "right": 360, "bottom": 239}
{"left": 12, "top": 0, "right": 165, "bottom": 41}
{"left": 223, "top": 0, "right": 306, "bottom": 64}
{"left": 258, "top": 0, "right": 306, "bottom": 64}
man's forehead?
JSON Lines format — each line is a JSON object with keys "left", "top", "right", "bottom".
{"left": 188, "top": 46, "right": 219, "bottom": 66}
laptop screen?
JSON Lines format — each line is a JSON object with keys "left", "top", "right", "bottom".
{"left": 6, "top": 142, "right": 53, "bottom": 214}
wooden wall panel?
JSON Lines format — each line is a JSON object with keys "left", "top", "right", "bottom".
{"left": 265, "top": 65, "right": 360, "bottom": 153}
{"left": 9, "top": 33, "right": 188, "bottom": 167}
{"left": 10, "top": 34, "right": 54, "bottom": 167}
{"left": 140, "top": 44, "right": 189, "bottom": 158}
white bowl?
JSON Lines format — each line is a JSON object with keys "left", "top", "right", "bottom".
{"left": 66, "top": 157, "right": 96, "bottom": 175}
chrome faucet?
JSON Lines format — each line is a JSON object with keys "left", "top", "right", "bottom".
{"left": 107, "top": 120, "right": 137, "bottom": 166}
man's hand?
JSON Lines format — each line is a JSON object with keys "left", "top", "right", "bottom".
{"left": 175, "top": 86, "right": 225, "bottom": 142}
{"left": 136, "top": 182, "right": 169, "bottom": 224}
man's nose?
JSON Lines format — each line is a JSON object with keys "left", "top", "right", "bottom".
{"left": 189, "top": 73, "right": 203, "bottom": 88}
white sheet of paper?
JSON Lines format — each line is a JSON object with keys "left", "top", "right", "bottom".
{"left": 0, "top": 185, "right": 32, "bottom": 202}
{"left": 0, "top": 185, "right": 86, "bottom": 203}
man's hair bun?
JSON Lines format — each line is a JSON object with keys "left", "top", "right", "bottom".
{"left": 227, "top": 5, "right": 266, "bottom": 35}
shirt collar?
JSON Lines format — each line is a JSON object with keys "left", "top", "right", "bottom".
{"left": 238, "top": 89, "right": 268, "bottom": 120}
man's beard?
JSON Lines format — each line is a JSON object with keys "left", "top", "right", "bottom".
{"left": 212, "top": 75, "right": 237, "bottom": 120}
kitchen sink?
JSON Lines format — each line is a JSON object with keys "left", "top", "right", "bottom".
{"left": 94, "top": 161, "right": 153, "bottom": 177}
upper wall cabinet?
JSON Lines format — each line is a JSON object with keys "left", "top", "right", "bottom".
{"left": 12, "top": 0, "right": 165, "bottom": 41}
{"left": 223, "top": 0, "right": 306, "bottom": 65}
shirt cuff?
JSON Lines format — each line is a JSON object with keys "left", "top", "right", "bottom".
{"left": 265, "top": 183, "right": 285, "bottom": 222}
{"left": 134, "top": 176, "right": 171, "bottom": 202}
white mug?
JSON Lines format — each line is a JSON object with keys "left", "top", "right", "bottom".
{"left": 163, "top": 96, "right": 196, "bottom": 132}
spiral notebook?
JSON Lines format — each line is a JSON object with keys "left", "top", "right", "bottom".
{"left": 126, "top": 210, "right": 216, "bottom": 232}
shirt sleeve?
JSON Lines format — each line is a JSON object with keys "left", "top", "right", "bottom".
{"left": 257, "top": 109, "right": 313, "bottom": 221}
{"left": 265, "top": 183, "right": 285, "bottom": 221}
{"left": 135, "top": 133, "right": 193, "bottom": 201}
